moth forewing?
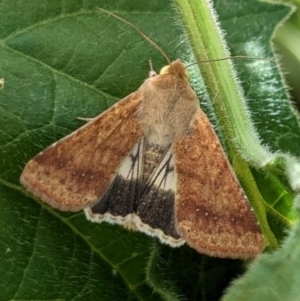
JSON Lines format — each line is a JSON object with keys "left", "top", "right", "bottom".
{"left": 20, "top": 92, "right": 143, "bottom": 211}
{"left": 173, "top": 109, "right": 263, "bottom": 259}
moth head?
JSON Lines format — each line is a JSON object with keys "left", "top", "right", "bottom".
{"left": 159, "top": 60, "right": 190, "bottom": 81}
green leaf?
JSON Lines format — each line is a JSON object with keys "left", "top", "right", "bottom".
{"left": 0, "top": 0, "right": 299, "bottom": 300}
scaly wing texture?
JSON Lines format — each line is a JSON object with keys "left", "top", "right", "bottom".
{"left": 173, "top": 109, "right": 263, "bottom": 259}
{"left": 21, "top": 92, "right": 143, "bottom": 211}
{"left": 86, "top": 139, "right": 184, "bottom": 246}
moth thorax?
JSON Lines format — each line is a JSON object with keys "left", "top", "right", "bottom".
{"left": 145, "top": 123, "right": 175, "bottom": 147}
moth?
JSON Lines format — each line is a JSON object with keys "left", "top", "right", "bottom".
{"left": 20, "top": 10, "right": 263, "bottom": 260}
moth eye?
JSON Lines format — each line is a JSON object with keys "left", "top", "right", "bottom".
{"left": 160, "top": 65, "right": 170, "bottom": 75}
{"left": 159, "top": 65, "right": 191, "bottom": 82}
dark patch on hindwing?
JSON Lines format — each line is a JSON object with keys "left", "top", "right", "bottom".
{"left": 89, "top": 138, "right": 181, "bottom": 241}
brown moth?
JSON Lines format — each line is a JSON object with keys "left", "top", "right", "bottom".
{"left": 20, "top": 11, "right": 263, "bottom": 259}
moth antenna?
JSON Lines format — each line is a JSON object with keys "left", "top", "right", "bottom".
{"left": 98, "top": 8, "right": 171, "bottom": 65}
{"left": 148, "top": 60, "right": 154, "bottom": 71}
{"left": 185, "top": 56, "right": 275, "bottom": 68}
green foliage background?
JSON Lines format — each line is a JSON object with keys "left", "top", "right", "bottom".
{"left": 0, "top": 0, "right": 300, "bottom": 300}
